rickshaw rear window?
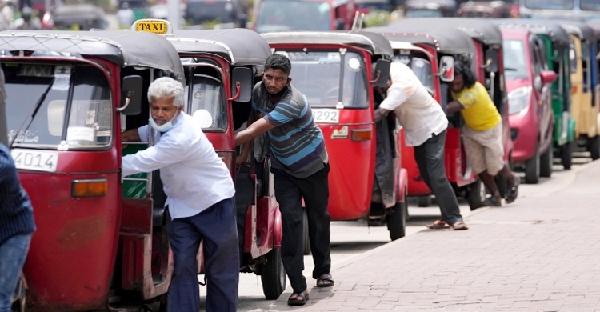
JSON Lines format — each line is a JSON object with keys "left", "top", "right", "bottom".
{"left": 183, "top": 67, "right": 227, "bottom": 131}
{"left": 283, "top": 50, "right": 368, "bottom": 109}
{"left": 4, "top": 63, "right": 113, "bottom": 149}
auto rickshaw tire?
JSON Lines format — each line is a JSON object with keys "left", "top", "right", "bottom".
{"left": 561, "top": 142, "right": 573, "bottom": 170}
{"left": 540, "top": 146, "right": 553, "bottom": 178}
{"left": 525, "top": 144, "right": 540, "bottom": 184}
{"left": 261, "top": 248, "right": 286, "bottom": 300}
{"left": 467, "top": 180, "right": 486, "bottom": 210}
{"left": 417, "top": 195, "right": 431, "bottom": 207}
{"left": 588, "top": 135, "right": 600, "bottom": 160}
{"left": 495, "top": 175, "right": 507, "bottom": 199}
{"left": 302, "top": 209, "right": 311, "bottom": 255}
{"left": 387, "top": 194, "right": 407, "bottom": 241}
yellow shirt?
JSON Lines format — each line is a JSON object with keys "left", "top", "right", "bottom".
{"left": 450, "top": 82, "right": 501, "bottom": 131}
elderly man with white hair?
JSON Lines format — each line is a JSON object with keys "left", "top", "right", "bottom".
{"left": 374, "top": 61, "right": 468, "bottom": 231}
{"left": 121, "top": 77, "right": 238, "bottom": 312}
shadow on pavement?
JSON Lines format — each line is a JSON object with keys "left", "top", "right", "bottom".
{"left": 330, "top": 241, "right": 387, "bottom": 254}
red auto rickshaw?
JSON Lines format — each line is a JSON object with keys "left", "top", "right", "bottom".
{"left": 2, "top": 30, "right": 183, "bottom": 311}
{"left": 368, "top": 24, "right": 488, "bottom": 209}
{"left": 132, "top": 19, "right": 286, "bottom": 299}
{"left": 262, "top": 30, "right": 409, "bottom": 242}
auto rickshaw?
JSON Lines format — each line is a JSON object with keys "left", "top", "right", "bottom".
{"left": 1, "top": 29, "right": 185, "bottom": 311}
{"left": 368, "top": 24, "right": 488, "bottom": 209}
{"left": 51, "top": 4, "right": 108, "bottom": 30}
{"left": 403, "top": 0, "right": 456, "bottom": 17}
{"left": 262, "top": 31, "right": 409, "bottom": 241}
{"left": 492, "top": 19, "right": 576, "bottom": 171}
{"left": 131, "top": 18, "right": 286, "bottom": 300}
{"left": 552, "top": 20, "right": 600, "bottom": 160}
{"left": 380, "top": 18, "right": 515, "bottom": 196}
{"left": 457, "top": 1, "right": 512, "bottom": 18}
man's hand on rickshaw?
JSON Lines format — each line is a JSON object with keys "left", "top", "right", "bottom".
{"left": 235, "top": 153, "right": 248, "bottom": 169}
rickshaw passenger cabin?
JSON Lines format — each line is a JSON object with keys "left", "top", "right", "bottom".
{"left": 0, "top": 29, "right": 185, "bottom": 311}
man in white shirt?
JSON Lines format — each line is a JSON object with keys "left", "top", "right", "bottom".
{"left": 121, "top": 77, "right": 238, "bottom": 312}
{"left": 374, "top": 62, "right": 468, "bottom": 230}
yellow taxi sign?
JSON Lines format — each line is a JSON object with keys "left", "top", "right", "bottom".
{"left": 132, "top": 19, "right": 172, "bottom": 35}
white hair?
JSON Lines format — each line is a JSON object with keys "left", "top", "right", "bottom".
{"left": 147, "top": 77, "right": 185, "bottom": 108}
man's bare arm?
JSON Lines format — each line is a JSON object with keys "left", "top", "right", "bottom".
{"left": 121, "top": 129, "right": 141, "bottom": 142}
{"left": 446, "top": 101, "right": 464, "bottom": 115}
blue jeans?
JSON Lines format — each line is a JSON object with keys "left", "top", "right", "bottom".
{"left": 166, "top": 197, "right": 239, "bottom": 312}
{"left": 0, "top": 234, "right": 31, "bottom": 312}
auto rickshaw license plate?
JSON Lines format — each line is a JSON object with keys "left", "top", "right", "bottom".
{"left": 135, "top": 20, "right": 168, "bottom": 35}
{"left": 10, "top": 149, "right": 58, "bottom": 172}
{"left": 313, "top": 109, "right": 339, "bottom": 123}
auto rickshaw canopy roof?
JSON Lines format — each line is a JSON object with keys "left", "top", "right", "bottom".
{"left": 369, "top": 25, "right": 476, "bottom": 56}
{"left": 491, "top": 18, "right": 571, "bottom": 47}
{"left": 0, "top": 30, "right": 184, "bottom": 81}
{"left": 170, "top": 29, "right": 272, "bottom": 66}
{"left": 549, "top": 20, "right": 597, "bottom": 43}
{"left": 386, "top": 18, "right": 503, "bottom": 47}
{"left": 261, "top": 30, "right": 394, "bottom": 57}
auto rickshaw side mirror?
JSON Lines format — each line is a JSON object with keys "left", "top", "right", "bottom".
{"left": 439, "top": 56, "right": 455, "bottom": 83}
{"left": 119, "top": 75, "right": 143, "bottom": 115}
{"left": 230, "top": 67, "right": 253, "bottom": 103}
{"left": 372, "top": 59, "right": 391, "bottom": 88}
{"left": 485, "top": 49, "right": 499, "bottom": 73}
{"left": 540, "top": 70, "right": 557, "bottom": 84}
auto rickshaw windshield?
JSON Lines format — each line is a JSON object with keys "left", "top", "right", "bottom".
{"left": 405, "top": 9, "right": 444, "bottom": 18}
{"left": 183, "top": 66, "right": 227, "bottom": 131}
{"left": 4, "top": 63, "right": 112, "bottom": 149}
{"left": 502, "top": 39, "right": 529, "bottom": 80}
{"left": 524, "top": 0, "right": 574, "bottom": 10}
{"left": 255, "top": 0, "right": 331, "bottom": 33}
{"left": 392, "top": 54, "right": 435, "bottom": 95}
{"left": 284, "top": 50, "right": 368, "bottom": 109}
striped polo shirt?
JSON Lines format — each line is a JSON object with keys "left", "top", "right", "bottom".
{"left": 252, "top": 82, "right": 328, "bottom": 179}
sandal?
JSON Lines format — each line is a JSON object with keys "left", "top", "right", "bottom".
{"left": 287, "top": 290, "right": 309, "bottom": 306}
{"left": 483, "top": 197, "right": 502, "bottom": 207}
{"left": 506, "top": 176, "right": 520, "bottom": 203}
{"left": 451, "top": 221, "right": 469, "bottom": 230}
{"left": 426, "top": 220, "right": 450, "bottom": 229}
{"left": 316, "top": 273, "right": 334, "bottom": 287}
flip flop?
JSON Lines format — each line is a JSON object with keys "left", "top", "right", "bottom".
{"left": 316, "top": 274, "right": 334, "bottom": 287}
{"left": 287, "top": 291, "right": 309, "bottom": 306}
{"left": 426, "top": 220, "right": 450, "bottom": 229}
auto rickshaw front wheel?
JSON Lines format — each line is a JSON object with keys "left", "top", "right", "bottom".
{"left": 467, "top": 179, "right": 486, "bottom": 210}
{"left": 561, "top": 141, "right": 573, "bottom": 170}
{"left": 587, "top": 135, "right": 600, "bottom": 160}
{"left": 387, "top": 190, "right": 407, "bottom": 241}
{"left": 261, "top": 248, "right": 286, "bottom": 300}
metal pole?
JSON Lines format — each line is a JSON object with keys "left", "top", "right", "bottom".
{"left": 167, "top": 0, "right": 179, "bottom": 30}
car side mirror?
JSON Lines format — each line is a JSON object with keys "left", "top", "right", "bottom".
{"left": 439, "top": 55, "right": 454, "bottom": 82}
{"left": 371, "top": 59, "right": 391, "bottom": 87}
{"left": 336, "top": 18, "right": 345, "bottom": 30}
{"left": 485, "top": 49, "right": 499, "bottom": 73}
{"left": 540, "top": 70, "right": 557, "bottom": 84}
{"left": 118, "top": 75, "right": 142, "bottom": 115}
{"left": 230, "top": 67, "right": 253, "bottom": 103}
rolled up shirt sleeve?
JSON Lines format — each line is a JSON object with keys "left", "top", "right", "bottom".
{"left": 264, "top": 101, "right": 303, "bottom": 127}
{"left": 122, "top": 135, "right": 189, "bottom": 177}
{"left": 379, "top": 87, "right": 408, "bottom": 111}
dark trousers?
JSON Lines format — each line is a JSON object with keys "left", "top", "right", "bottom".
{"left": 413, "top": 131, "right": 463, "bottom": 224}
{"left": 166, "top": 197, "right": 239, "bottom": 312}
{"left": 273, "top": 164, "right": 332, "bottom": 294}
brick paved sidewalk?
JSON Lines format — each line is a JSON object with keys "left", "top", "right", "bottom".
{"left": 265, "top": 160, "right": 600, "bottom": 311}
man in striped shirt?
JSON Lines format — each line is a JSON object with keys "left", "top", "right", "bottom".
{"left": 235, "top": 54, "right": 332, "bottom": 306}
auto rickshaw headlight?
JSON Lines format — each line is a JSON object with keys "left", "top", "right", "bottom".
{"left": 351, "top": 129, "right": 372, "bottom": 141}
{"left": 71, "top": 179, "right": 108, "bottom": 198}
{"left": 508, "top": 86, "right": 531, "bottom": 115}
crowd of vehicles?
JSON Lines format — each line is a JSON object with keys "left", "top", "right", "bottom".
{"left": 4, "top": 11, "right": 600, "bottom": 312}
